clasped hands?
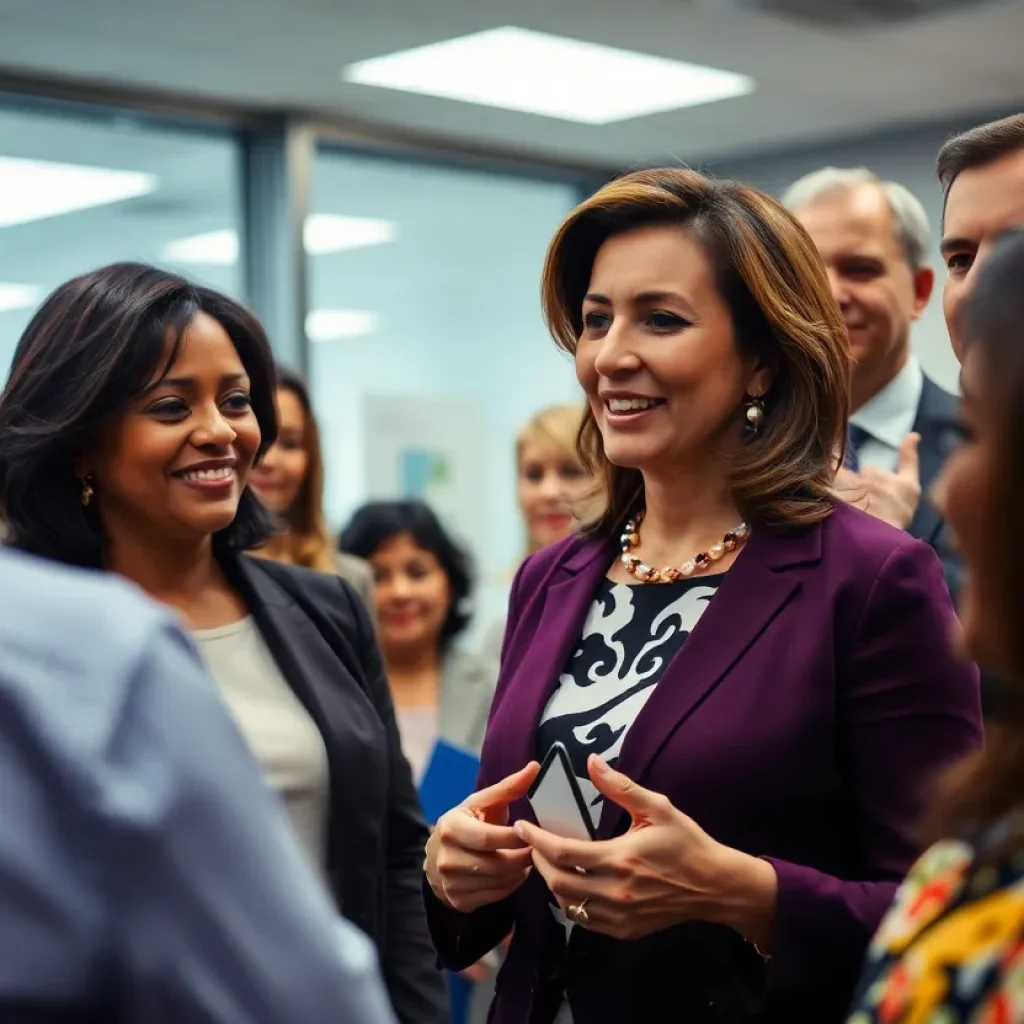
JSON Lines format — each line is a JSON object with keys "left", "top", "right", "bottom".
{"left": 424, "top": 754, "right": 776, "bottom": 944}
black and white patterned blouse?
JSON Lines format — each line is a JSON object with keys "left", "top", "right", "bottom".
{"left": 537, "top": 574, "right": 722, "bottom": 833}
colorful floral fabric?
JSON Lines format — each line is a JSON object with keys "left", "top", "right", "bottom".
{"left": 848, "top": 834, "right": 1024, "bottom": 1023}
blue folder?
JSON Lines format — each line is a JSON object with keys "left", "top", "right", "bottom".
{"left": 418, "top": 739, "right": 481, "bottom": 826}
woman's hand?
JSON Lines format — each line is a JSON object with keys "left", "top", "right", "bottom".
{"left": 513, "top": 755, "right": 777, "bottom": 945}
{"left": 425, "top": 762, "right": 540, "bottom": 914}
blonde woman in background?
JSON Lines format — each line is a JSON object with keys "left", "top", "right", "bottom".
{"left": 250, "top": 365, "right": 376, "bottom": 621}
{"left": 516, "top": 403, "right": 592, "bottom": 556}
{"left": 478, "top": 404, "right": 592, "bottom": 663}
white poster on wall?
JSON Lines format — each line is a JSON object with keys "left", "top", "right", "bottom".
{"left": 362, "top": 394, "right": 485, "bottom": 559}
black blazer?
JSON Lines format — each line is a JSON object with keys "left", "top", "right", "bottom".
{"left": 909, "top": 374, "right": 964, "bottom": 605}
{"left": 221, "top": 553, "right": 448, "bottom": 1024}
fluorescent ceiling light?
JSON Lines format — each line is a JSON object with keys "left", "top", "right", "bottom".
{"left": 0, "top": 157, "right": 157, "bottom": 228}
{"left": 163, "top": 229, "right": 239, "bottom": 266}
{"left": 306, "top": 309, "right": 378, "bottom": 342}
{"left": 162, "top": 215, "right": 397, "bottom": 266}
{"left": 0, "top": 282, "right": 41, "bottom": 313}
{"left": 342, "top": 26, "right": 754, "bottom": 124}
{"left": 305, "top": 214, "right": 397, "bottom": 254}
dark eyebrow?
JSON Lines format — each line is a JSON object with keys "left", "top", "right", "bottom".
{"left": 583, "top": 290, "right": 696, "bottom": 314}
{"left": 148, "top": 372, "right": 247, "bottom": 392}
{"left": 939, "top": 236, "right": 976, "bottom": 259}
{"left": 634, "top": 290, "right": 689, "bottom": 305}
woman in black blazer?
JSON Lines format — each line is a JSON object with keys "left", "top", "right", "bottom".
{"left": 0, "top": 262, "right": 447, "bottom": 1024}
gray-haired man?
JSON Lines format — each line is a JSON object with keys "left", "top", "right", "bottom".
{"left": 785, "top": 167, "right": 963, "bottom": 600}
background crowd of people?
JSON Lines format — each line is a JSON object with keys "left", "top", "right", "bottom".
{"left": 1, "top": 108, "right": 1024, "bottom": 1024}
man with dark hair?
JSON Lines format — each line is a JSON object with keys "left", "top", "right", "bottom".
{"left": 938, "top": 113, "right": 1024, "bottom": 360}
{"left": 936, "top": 114, "right": 1024, "bottom": 722}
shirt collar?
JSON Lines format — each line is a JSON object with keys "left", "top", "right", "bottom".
{"left": 850, "top": 355, "right": 923, "bottom": 450}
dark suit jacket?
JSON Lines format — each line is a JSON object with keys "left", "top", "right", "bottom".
{"left": 910, "top": 374, "right": 964, "bottom": 604}
{"left": 222, "top": 554, "right": 448, "bottom": 1024}
{"left": 425, "top": 504, "right": 981, "bottom": 1024}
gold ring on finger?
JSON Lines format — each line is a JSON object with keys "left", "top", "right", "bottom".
{"left": 567, "top": 900, "right": 590, "bottom": 925}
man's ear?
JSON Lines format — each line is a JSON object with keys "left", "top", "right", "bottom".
{"left": 912, "top": 265, "right": 935, "bottom": 320}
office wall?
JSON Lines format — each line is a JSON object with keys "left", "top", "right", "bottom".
{"left": 0, "top": 103, "right": 242, "bottom": 376}
{"left": 308, "top": 148, "right": 582, "bottom": 609}
{"left": 708, "top": 115, "right": 1003, "bottom": 394}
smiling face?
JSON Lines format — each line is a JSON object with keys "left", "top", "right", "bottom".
{"left": 81, "top": 311, "right": 262, "bottom": 548}
{"left": 942, "top": 148, "right": 1024, "bottom": 362}
{"left": 516, "top": 439, "right": 588, "bottom": 551}
{"left": 575, "top": 224, "right": 770, "bottom": 476}
{"left": 250, "top": 385, "right": 309, "bottom": 516}
{"left": 793, "top": 184, "right": 932, "bottom": 405}
{"left": 369, "top": 531, "right": 452, "bottom": 656}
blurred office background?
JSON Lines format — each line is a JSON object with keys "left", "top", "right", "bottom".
{"left": 1, "top": 0, "right": 1022, "bottom": 595}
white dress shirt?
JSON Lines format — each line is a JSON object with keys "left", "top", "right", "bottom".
{"left": 850, "top": 356, "right": 923, "bottom": 473}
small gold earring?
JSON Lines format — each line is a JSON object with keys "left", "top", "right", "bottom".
{"left": 80, "top": 477, "right": 94, "bottom": 506}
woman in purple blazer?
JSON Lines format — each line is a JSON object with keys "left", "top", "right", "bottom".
{"left": 423, "top": 169, "right": 982, "bottom": 1024}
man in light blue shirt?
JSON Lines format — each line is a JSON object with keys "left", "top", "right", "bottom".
{"left": 0, "top": 546, "right": 395, "bottom": 1024}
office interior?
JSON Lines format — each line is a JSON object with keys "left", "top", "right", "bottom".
{"left": 1, "top": 0, "right": 1022, "bottom": 615}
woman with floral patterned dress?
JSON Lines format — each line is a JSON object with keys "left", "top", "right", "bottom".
{"left": 848, "top": 228, "right": 1024, "bottom": 1023}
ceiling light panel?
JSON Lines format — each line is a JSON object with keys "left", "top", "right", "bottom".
{"left": 162, "top": 216, "right": 397, "bottom": 266}
{"left": 0, "top": 282, "right": 41, "bottom": 313}
{"left": 162, "top": 229, "right": 239, "bottom": 266}
{"left": 306, "top": 309, "right": 378, "bottom": 342}
{"left": 0, "top": 157, "right": 157, "bottom": 228}
{"left": 343, "top": 26, "right": 754, "bottom": 124}
{"left": 305, "top": 214, "right": 397, "bottom": 253}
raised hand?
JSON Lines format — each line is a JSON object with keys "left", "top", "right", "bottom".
{"left": 834, "top": 432, "right": 921, "bottom": 530}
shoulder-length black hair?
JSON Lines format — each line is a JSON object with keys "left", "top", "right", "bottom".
{"left": 339, "top": 500, "right": 474, "bottom": 647}
{"left": 0, "top": 261, "right": 278, "bottom": 568}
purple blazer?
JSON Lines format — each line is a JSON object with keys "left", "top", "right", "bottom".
{"left": 426, "top": 504, "right": 982, "bottom": 1024}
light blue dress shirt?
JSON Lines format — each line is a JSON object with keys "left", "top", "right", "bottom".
{"left": 0, "top": 548, "right": 395, "bottom": 1024}
{"left": 850, "top": 355, "right": 924, "bottom": 473}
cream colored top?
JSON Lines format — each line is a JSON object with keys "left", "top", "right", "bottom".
{"left": 395, "top": 705, "right": 439, "bottom": 786}
{"left": 193, "top": 617, "right": 330, "bottom": 875}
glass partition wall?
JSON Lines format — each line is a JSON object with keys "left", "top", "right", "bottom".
{"left": 0, "top": 102, "right": 243, "bottom": 377}
{"left": 308, "top": 149, "right": 580, "bottom": 586}
{"left": 0, "top": 87, "right": 591, "bottom": 645}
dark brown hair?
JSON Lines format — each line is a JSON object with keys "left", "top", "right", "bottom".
{"left": 937, "top": 114, "right": 1024, "bottom": 196}
{"left": 934, "top": 227, "right": 1024, "bottom": 838}
{"left": 260, "top": 365, "right": 336, "bottom": 574}
{"left": 541, "top": 167, "right": 850, "bottom": 537}
{"left": 339, "top": 500, "right": 474, "bottom": 648}
{"left": 0, "top": 262, "right": 277, "bottom": 568}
